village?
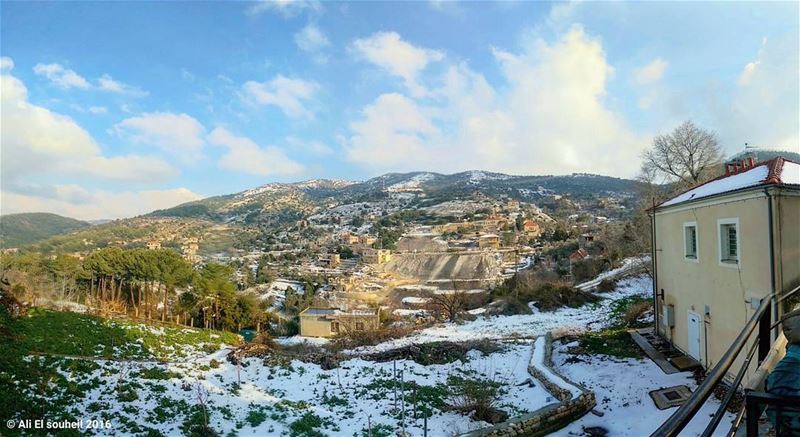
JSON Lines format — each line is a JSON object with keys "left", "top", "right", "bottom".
{"left": 1, "top": 1, "right": 799, "bottom": 435}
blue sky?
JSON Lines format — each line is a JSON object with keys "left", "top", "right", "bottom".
{"left": 1, "top": 1, "right": 798, "bottom": 219}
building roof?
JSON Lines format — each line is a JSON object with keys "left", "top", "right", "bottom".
{"left": 300, "top": 307, "right": 378, "bottom": 317}
{"left": 658, "top": 157, "right": 800, "bottom": 209}
{"left": 570, "top": 248, "right": 589, "bottom": 260}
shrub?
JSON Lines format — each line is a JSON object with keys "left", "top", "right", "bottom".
{"left": 330, "top": 325, "right": 413, "bottom": 350}
{"left": 245, "top": 408, "right": 267, "bottom": 427}
{"left": 288, "top": 412, "right": 329, "bottom": 437}
{"left": 623, "top": 301, "right": 652, "bottom": 327}
{"left": 181, "top": 404, "right": 218, "bottom": 437}
{"left": 447, "top": 375, "right": 508, "bottom": 424}
{"left": 597, "top": 278, "right": 617, "bottom": 293}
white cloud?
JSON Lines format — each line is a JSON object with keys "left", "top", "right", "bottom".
{"left": 97, "top": 74, "right": 148, "bottom": 96}
{"left": 1, "top": 70, "right": 179, "bottom": 221}
{"left": 724, "top": 36, "right": 798, "bottom": 152}
{"left": 33, "top": 63, "right": 91, "bottom": 89}
{"left": 208, "top": 127, "right": 304, "bottom": 176}
{"left": 1, "top": 187, "right": 202, "bottom": 221}
{"left": 634, "top": 57, "right": 668, "bottom": 85}
{"left": 345, "top": 93, "right": 438, "bottom": 166}
{"left": 247, "top": 0, "right": 322, "bottom": 17}
{"left": 286, "top": 136, "right": 334, "bottom": 155}
{"left": 115, "top": 112, "right": 206, "bottom": 156}
{"left": 294, "top": 23, "right": 330, "bottom": 63}
{"left": 88, "top": 106, "right": 108, "bottom": 115}
{"left": 32, "top": 62, "right": 147, "bottom": 96}
{"left": 1, "top": 73, "right": 176, "bottom": 184}
{"left": 0, "top": 57, "right": 14, "bottom": 71}
{"left": 241, "top": 75, "right": 319, "bottom": 119}
{"left": 350, "top": 31, "right": 444, "bottom": 97}
{"left": 344, "top": 25, "right": 645, "bottom": 177}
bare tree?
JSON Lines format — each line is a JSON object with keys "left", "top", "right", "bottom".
{"left": 641, "top": 120, "right": 723, "bottom": 186}
{"left": 427, "top": 279, "right": 467, "bottom": 322}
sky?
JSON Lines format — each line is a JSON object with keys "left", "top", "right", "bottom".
{"left": 1, "top": 0, "right": 798, "bottom": 220}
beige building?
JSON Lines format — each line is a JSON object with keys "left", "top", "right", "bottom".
{"left": 652, "top": 157, "right": 800, "bottom": 384}
{"left": 522, "top": 220, "right": 541, "bottom": 239}
{"left": 478, "top": 234, "right": 501, "bottom": 249}
{"left": 146, "top": 240, "right": 161, "bottom": 250}
{"left": 318, "top": 253, "right": 341, "bottom": 268}
{"left": 362, "top": 248, "right": 392, "bottom": 265}
{"left": 299, "top": 307, "right": 380, "bottom": 338}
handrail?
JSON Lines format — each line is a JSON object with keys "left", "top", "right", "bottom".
{"left": 651, "top": 298, "right": 771, "bottom": 437}
{"left": 700, "top": 332, "right": 760, "bottom": 437}
{"left": 651, "top": 284, "right": 800, "bottom": 437}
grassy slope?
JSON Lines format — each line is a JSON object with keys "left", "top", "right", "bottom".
{"left": 0, "top": 213, "right": 89, "bottom": 248}
{"left": 0, "top": 305, "right": 240, "bottom": 436}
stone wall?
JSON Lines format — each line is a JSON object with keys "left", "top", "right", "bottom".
{"left": 464, "top": 334, "right": 596, "bottom": 437}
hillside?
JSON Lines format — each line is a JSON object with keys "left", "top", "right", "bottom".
{"left": 18, "top": 170, "right": 640, "bottom": 255}
{"left": 151, "top": 170, "right": 642, "bottom": 223}
{"left": 0, "top": 212, "right": 90, "bottom": 248}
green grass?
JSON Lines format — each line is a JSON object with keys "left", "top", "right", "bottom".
{"left": 0, "top": 304, "right": 240, "bottom": 436}
{"left": 576, "top": 295, "right": 651, "bottom": 359}
{"left": 288, "top": 412, "right": 333, "bottom": 437}
{"left": 581, "top": 328, "right": 643, "bottom": 359}
{"left": 15, "top": 307, "right": 240, "bottom": 360}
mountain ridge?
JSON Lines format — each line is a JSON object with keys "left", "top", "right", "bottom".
{"left": 0, "top": 212, "right": 90, "bottom": 248}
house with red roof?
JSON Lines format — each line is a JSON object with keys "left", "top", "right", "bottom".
{"left": 650, "top": 156, "right": 799, "bottom": 385}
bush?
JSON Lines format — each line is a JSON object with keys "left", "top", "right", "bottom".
{"left": 493, "top": 270, "right": 600, "bottom": 313}
{"left": 623, "top": 301, "right": 652, "bottom": 327}
{"left": 181, "top": 404, "right": 218, "bottom": 437}
{"left": 330, "top": 325, "right": 413, "bottom": 350}
{"left": 571, "top": 258, "right": 608, "bottom": 282}
{"left": 597, "top": 278, "right": 617, "bottom": 293}
{"left": 447, "top": 375, "right": 508, "bottom": 424}
{"left": 245, "top": 407, "right": 268, "bottom": 427}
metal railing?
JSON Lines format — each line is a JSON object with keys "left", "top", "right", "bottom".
{"left": 651, "top": 285, "right": 800, "bottom": 437}
{"left": 744, "top": 391, "right": 800, "bottom": 437}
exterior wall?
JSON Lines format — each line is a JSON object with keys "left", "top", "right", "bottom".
{"left": 654, "top": 192, "right": 773, "bottom": 384}
{"left": 299, "top": 315, "right": 335, "bottom": 337}
{"left": 777, "top": 193, "right": 800, "bottom": 305}
{"left": 299, "top": 313, "right": 380, "bottom": 338}
{"left": 335, "top": 314, "right": 380, "bottom": 333}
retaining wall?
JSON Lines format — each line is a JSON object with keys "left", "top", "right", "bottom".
{"left": 464, "top": 334, "right": 596, "bottom": 436}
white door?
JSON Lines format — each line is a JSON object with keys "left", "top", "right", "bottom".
{"left": 687, "top": 311, "right": 702, "bottom": 361}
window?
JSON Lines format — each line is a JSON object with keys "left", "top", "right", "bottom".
{"left": 717, "top": 218, "right": 740, "bottom": 266}
{"left": 355, "top": 321, "right": 364, "bottom": 331}
{"left": 331, "top": 321, "right": 340, "bottom": 333}
{"left": 683, "top": 222, "right": 698, "bottom": 261}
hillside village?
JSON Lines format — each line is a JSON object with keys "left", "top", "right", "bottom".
{"left": 2, "top": 1, "right": 800, "bottom": 435}
{"left": 3, "top": 146, "right": 799, "bottom": 437}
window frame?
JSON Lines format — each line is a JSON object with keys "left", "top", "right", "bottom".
{"left": 683, "top": 221, "right": 699, "bottom": 262}
{"left": 717, "top": 218, "right": 740, "bottom": 268}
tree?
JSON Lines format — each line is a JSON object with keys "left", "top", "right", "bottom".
{"left": 426, "top": 279, "right": 468, "bottom": 322}
{"left": 641, "top": 120, "right": 722, "bottom": 186}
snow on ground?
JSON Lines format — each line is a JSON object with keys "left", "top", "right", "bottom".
{"left": 63, "top": 342, "right": 552, "bottom": 436}
{"left": 275, "top": 335, "right": 331, "bottom": 346}
{"left": 392, "top": 308, "right": 428, "bottom": 316}
{"left": 401, "top": 296, "right": 430, "bottom": 305}
{"left": 551, "top": 341, "right": 735, "bottom": 436}
{"left": 362, "top": 276, "right": 651, "bottom": 352}
{"left": 531, "top": 337, "right": 582, "bottom": 399}
{"left": 576, "top": 256, "right": 649, "bottom": 291}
